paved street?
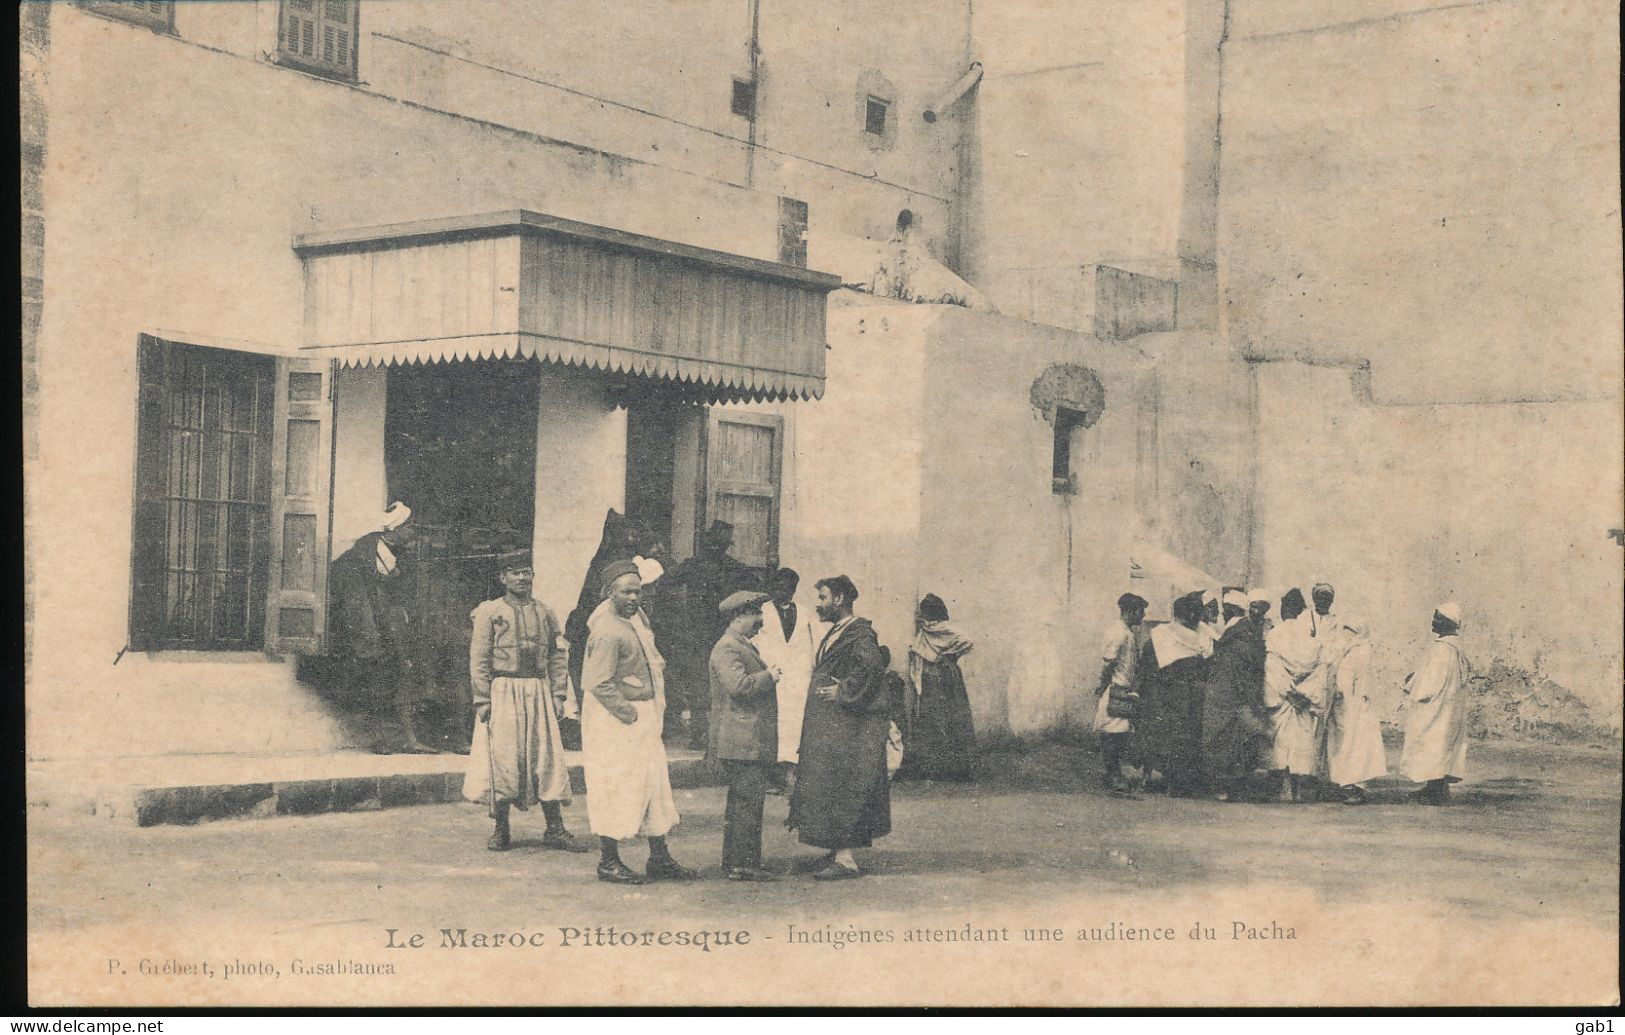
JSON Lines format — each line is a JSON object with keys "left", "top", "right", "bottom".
{"left": 28, "top": 738, "right": 1621, "bottom": 1007}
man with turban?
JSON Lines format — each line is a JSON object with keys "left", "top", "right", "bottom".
{"left": 1220, "top": 590, "right": 1248, "bottom": 632}
{"left": 1320, "top": 617, "right": 1387, "bottom": 804}
{"left": 1201, "top": 589, "right": 1273, "bottom": 801}
{"left": 1400, "top": 602, "right": 1472, "bottom": 804}
{"left": 462, "top": 550, "right": 588, "bottom": 853}
{"left": 1134, "top": 591, "right": 1211, "bottom": 796}
{"left": 1308, "top": 582, "right": 1338, "bottom": 639}
{"left": 579, "top": 560, "right": 693, "bottom": 883}
{"left": 327, "top": 501, "right": 436, "bottom": 754}
{"left": 1264, "top": 588, "right": 1327, "bottom": 802}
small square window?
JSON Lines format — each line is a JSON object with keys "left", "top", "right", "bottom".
{"left": 865, "top": 95, "right": 889, "bottom": 136}
{"left": 731, "top": 78, "right": 756, "bottom": 119}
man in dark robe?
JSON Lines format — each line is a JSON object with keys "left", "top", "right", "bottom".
{"left": 327, "top": 502, "right": 436, "bottom": 754}
{"left": 1133, "top": 591, "right": 1211, "bottom": 796}
{"left": 787, "top": 575, "right": 891, "bottom": 879}
{"left": 1201, "top": 589, "right": 1273, "bottom": 801}
{"left": 666, "top": 520, "right": 760, "bottom": 750}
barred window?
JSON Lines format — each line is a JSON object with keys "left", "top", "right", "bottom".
{"left": 79, "top": 1, "right": 175, "bottom": 33}
{"left": 131, "top": 338, "right": 275, "bottom": 651}
{"left": 277, "top": 0, "right": 359, "bottom": 80}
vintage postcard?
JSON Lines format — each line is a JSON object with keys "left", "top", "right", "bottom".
{"left": 21, "top": 0, "right": 1622, "bottom": 1009}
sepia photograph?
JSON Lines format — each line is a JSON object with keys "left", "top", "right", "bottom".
{"left": 19, "top": 0, "right": 1623, "bottom": 1009}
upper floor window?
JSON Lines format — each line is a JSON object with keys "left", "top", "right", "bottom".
{"left": 865, "top": 96, "right": 890, "bottom": 136}
{"left": 731, "top": 77, "right": 757, "bottom": 120}
{"left": 278, "top": 0, "right": 359, "bottom": 80}
{"left": 80, "top": 0, "right": 174, "bottom": 33}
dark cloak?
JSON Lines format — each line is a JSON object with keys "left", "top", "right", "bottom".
{"left": 900, "top": 655, "right": 977, "bottom": 781}
{"left": 788, "top": 618, "right": 892, "bottom": 850}
{"left": 1201, "top": 618, "right": 1271, "bottom": 782}
{"left": 1132, "top": 637, "right": 1209, "bottom": 793}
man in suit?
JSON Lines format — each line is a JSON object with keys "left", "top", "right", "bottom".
{"left": 709, "top": 590, "right": 783, "bottom": 881}
{"left": 786, "top": 575, "right": 892, "bottom": 880}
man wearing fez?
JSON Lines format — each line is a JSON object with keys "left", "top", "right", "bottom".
{"left": 463, "top": 550, "right": 588, "bottom": 853}
{"left": 709, "top": 590, "right": 783, "bottom": 881}
{"left": 328, "top": 501, "right": 436, "bottom": 754}
{"left": 668, "top": 520, "right": 759, "bottom": 750}
{"left": 580, "top": 560, "right": 694, "bottom": 884}
{"left": 787, "top": 575, "right": 892, "bottom": 881}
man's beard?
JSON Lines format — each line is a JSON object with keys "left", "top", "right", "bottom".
{"left": 815, "top": 605, "right": 839, "bottom": 623}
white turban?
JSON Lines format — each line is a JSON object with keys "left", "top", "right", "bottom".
{"left": 1222, "top": 590, "right": 1248, "bottom": 609}
{"left": 382, "top": 501, "right": 412, "bottom": 531}
{"left": 1435, "top": 601, "right": 1463, "bottom": 627}
{"left": 1247, "top": 588, "right": 1271, "bottom": 605}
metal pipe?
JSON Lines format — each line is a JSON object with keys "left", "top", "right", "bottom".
{"left": 922, "top": 61, "right": 983, "bottom": 123}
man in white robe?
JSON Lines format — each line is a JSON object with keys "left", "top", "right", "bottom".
{"left": 752, "top": 567, "right": 818, "bottom": 784}
{"left": 1264, "top": 588, "right": 1325, "bottom": 801}
{"left": 1400, "top": 602, "right": 1472, "bottom": 805}
{"left": 580, "top": 560, "right": 692, "bottom": 883}
{"left": 1320, "top": 618, "right": 1388, "bottom": 803}
{"left": 1307, "top": 582, "right": 1337, "bottom": 640}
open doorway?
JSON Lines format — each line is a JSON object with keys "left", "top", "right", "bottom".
{"left": 383, "top": 359, "right": 541, "bottom": 747}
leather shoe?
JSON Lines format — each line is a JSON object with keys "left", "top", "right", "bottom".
{"left": 596, "top": 859, "right": 647, "bottom": 885}
{"left": 726, "top": 866, "right": 780, "bottom": 882}
{"left": 812, "top": 863, "right": 862, "bottom": 881}
{"left": 486, "top": 831, "right": 511, "bottom": 852}
{"left": 541, "top": 829, "right": 591, "bottom": 853}
{"left": 646, "top": 856, "right": 698, "bottom": 881}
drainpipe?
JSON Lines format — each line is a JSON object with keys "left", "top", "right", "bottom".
{"left": 745, "top": 0, "right": 761, "bottom": 187}
{"left": 922, "top": 61, "right": 983, "bottom": 123}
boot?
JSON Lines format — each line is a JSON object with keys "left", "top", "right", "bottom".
{"left": 645, "top": 837, "right": 697, "bottom": 881}
{"left": 596, "top": 837, "right": 646, "bottom": 884}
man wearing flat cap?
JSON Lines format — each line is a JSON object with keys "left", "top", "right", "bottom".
{"left": 1401, "top": 602, "right": 1472, "bottom": 804}
{"left": 579, "top": 559, "right": 694, "bottom": 883}
{"left": 327, "top": 501, "right": 436, "bottom": 754}
{"left": 462, "top": 550, "right": 588, "bottom": 853}
{"left": 709, "top": 590, "right": 783, "bottom": 881}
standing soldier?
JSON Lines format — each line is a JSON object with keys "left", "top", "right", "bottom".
{"left": 463, "top": 550, "right": 589, "bottom": 854}
{"left": 328, "top": 501, "right": 436, "bottom": 754}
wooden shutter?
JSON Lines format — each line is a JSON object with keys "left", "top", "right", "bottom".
{"left": 278, "top": 0, "right": 356, "bottom": 78}
{"left": 265, "top": 357, "right": 336, "bottom": 655}
{"left": 127, "top": 335, "right": 171, "bottom": 650}
{"left": 702, "top": 410, "right": 783, "bottom": 568}
{"left": 83, "top": 1, "right": 174, "bottom": 32}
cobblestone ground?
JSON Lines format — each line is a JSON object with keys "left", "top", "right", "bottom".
{"left": 27, "top": 738, "right": 1621, "bottom": 1008}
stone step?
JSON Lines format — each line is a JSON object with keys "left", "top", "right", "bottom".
{"left": 27, "top": 746, "right": 719, "bottom": 826}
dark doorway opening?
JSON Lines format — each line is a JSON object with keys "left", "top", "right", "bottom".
{"left": 382, "top": 359, "right": 542, "bottom": 747}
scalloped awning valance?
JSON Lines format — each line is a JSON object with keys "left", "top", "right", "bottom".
{"left": 295, "top": 210, "right": 839, "bottom": 401}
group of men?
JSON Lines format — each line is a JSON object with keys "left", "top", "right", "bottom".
{"left": 1094, "top": 582, "right": 1473, "bottom": 805}
{"left": 465, "top": 543, "right": 895, "bottom": 884}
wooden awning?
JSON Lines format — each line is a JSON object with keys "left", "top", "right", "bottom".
{"left": 294, "top": 211, "right": 839, "bottom": 401}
